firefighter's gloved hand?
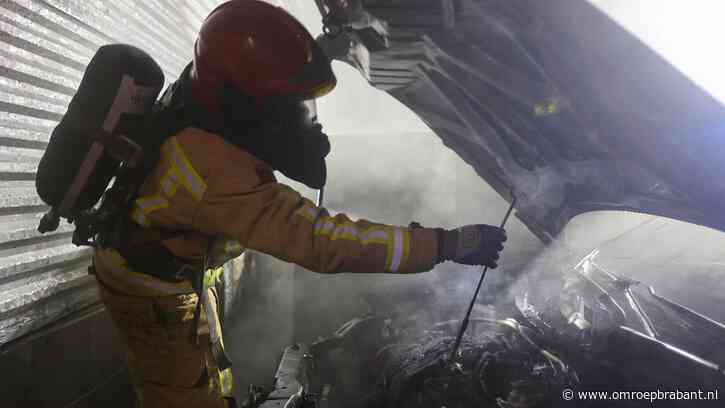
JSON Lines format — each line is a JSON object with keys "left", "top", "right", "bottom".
{"left": 438, "top": 225, "right": 507, "bottom": 268}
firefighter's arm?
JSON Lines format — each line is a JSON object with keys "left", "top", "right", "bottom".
{"left": 196, "top": 181, "right": 438, "bottom": 274}
{"left": 191, "top": 144, "right": 438, "bottom": 274}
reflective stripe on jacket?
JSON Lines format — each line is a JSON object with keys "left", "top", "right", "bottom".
{"left": 128, "top": 127, "right": 439, "bottom": 275}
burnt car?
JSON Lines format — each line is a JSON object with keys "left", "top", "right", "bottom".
{"left": 252, "top": 1, "right": 725, "bottom": 407}
{"left": 255, "top": 239, "right": 724, "bottom": 408}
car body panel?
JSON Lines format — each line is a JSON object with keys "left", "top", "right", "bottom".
{"left": 315, "top": 0, "right": 725, "bottom": 242}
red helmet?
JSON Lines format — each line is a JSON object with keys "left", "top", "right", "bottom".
{"left": 192, "top": 0, "right": 336, "bottom": 118}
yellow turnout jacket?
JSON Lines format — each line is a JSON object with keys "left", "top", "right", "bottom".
{"left": 97, "top": 127, "right": 439, "bottom": 293}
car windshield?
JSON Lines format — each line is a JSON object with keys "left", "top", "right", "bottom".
{"left": 562, "top": 211, "right": 725, "bottom": 323}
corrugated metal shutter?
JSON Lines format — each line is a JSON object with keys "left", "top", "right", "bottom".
{"left": 0, "top": 0, "right": 230, "bottom": 346}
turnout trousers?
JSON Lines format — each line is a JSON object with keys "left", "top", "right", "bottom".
{"left": 93, "top": 248, "right": 234, "bottom": 408}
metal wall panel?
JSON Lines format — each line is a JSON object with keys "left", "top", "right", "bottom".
{"left": 0, "top": 0, "right": 226, "bottom": 346}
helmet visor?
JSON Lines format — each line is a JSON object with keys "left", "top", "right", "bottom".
{"left": 290, "top": 39, "right": 337, "bottom": 100}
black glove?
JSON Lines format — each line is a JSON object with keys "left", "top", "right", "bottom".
{"left": 437, "top": 225, "right": 507, "bottom": 268}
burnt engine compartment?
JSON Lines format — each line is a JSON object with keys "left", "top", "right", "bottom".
{"left": 256, "top": 254, "right": 725, "bottom": 408}
{"left": 308, "top": 312, "right": 580, "bottom": 408}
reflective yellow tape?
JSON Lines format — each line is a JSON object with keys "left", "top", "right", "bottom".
{"left": 359, "top": 227, "right": 389, "bottom": 245}
{"left": 203, "top": 266, "right": 225, "bottom": 287}
{"left": 130, "top": 207, "right": 148, "bottom": 226}
{"left": 389, "top": 227, "right": 411, "bottom": 273}
{"left": 169, "top": 138, "right": 207, "bottom": 200}
{"left": 313, "top": 219, "right": 390, "bottom": 244}
{"left": 218, "top": 368, "right": 234, "bottom": 398}
{"left": 310, "top": 216, "right": 397, "bottom": 270}
{"left": 132, "top": 136, "right": 208, "bottom": 224}
{"left": 384, "top": 226, "right": 394, "bottom": 272}
{"left": 534, "top": 98, "right": 562, "bottom": 117}
{"left": 401, "top": 228, "right": 411, "bottom": 272}
{"left": 135, "top": 194, "right": 169, "bottom": 214}
{"left": 131, "top": 193, "right": 169, "bottom": 226}
{"left": 224, "top": 240, "right": 242, "bottom": 254}
{"left": 313, "top": 216, "right": 337, "bottom": 235}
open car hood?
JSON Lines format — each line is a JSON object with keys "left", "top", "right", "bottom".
{"left": 316, "top": 0, "right": 725, "bottom": 241}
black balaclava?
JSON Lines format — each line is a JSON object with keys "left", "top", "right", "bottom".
{"left": 218, "top": 83, "right": 329, "bottom": 189}
{"left": 155, "top": 63, "right": 330, "bottom": 189}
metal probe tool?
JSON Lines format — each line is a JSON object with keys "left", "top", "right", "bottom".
{"left": 316, "top": 187, "right": 324, "bottom": 207}
{"left": 304, "top": 98, "right": 325, "bottom": 209}
{"left": 448, "top": 195, "right": 517, "bottom": 363}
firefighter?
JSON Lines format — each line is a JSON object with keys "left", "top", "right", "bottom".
{"left": 92, "top": 1, "right": 507, "bottom": 407}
